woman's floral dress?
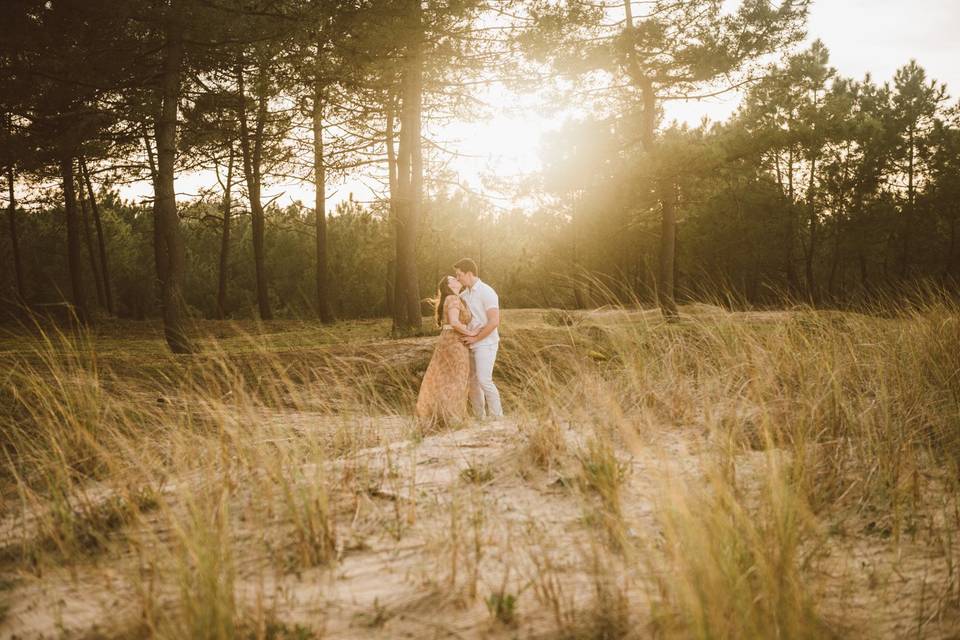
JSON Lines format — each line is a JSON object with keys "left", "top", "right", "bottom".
{"left": 415, "top": 295, "right": 472, "bottom": 426}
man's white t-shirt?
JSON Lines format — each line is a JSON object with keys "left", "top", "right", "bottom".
{"left": 460, "top": 279, "right": 499, "bottom": 349}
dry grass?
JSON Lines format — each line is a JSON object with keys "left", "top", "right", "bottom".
{"left": 1, "top": 295, "right": 959, "bottom": 638}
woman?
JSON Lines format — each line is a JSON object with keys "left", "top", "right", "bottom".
{"left": 415, "top": 275, "right": 477, "bottom": 428}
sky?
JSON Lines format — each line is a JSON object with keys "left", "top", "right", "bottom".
{"left": 810, "top": 0, "right": 960, "bottom": 92}
{"left": 665, "top": 0, "right": 960, "bottom": 125}
{"left": 118, "top": 0, "right": 960, "bottom": 211}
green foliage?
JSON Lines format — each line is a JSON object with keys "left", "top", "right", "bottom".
{"left": 1, "top": 3, "right": 960, "bottom": 322}
{"left": 485, "top": 590, "right": 518, "bottom": 626}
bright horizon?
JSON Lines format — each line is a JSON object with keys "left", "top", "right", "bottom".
{"left": 117, "top": 0, "right": 960, "bottom": 213}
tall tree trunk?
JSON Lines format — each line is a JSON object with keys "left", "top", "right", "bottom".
{"left": 406, "top": 9, "right": 424, "bottom": 330}
{"left": 312, "top": 79, "right": 334, "bottom": 323}
{"left": 385, "top": 97, "right": 403, "bottom": 326}
{"left": 216, "top": 144, "right": 234, "bottom": 320}
{"left": 393, "top": 101, "right": 413, "bottom": 330}
{"left": 6, "top": 166, "right": 25, "bottom": 304}
{"left": 143, "top": 132, "right": 167, "bottom": 296}
{"left": 237, "top": 59, "right": 272, "bottom": 320}
{"left": 391, "top": 2, "right": 424, "bottom": 332}
{"left": 657, "top": 177, "right": 678, "bottom": 316}
{"left": 784, "top": 146, "right": 798, "bottom": 294}
{"left": 622, "top": 3, "right": 678, "bottom": 315}
{"left": 154, "top": 2, "right": 192, "bottom": 353}
{"left": 571, "top": 193, "right": 585, "bottom": 309}
{"left": 634, "top": 71, "right": 677, "bottom": 319}
{"left": 60, "top": 156, "right": 88, "bottom": 324}
{"left": 901, "top": 126, "right": 915, "bottom": 279}
{"left": 80, "top": 157, "right": 113, "bottom": 314}
{"left": 828, "top": 220, "right": 842, "bottom": 299}
{"left": 805, "top": 153, "right": 818, "bottom": 304}
{"left": 77, "top": 167, "right": 106, "bottom": 309}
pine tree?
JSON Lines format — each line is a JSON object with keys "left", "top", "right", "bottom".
{"left": 890, "top": 61, "right": 948, "bottom": 279}
{"left": 523, "top": 0, "right": 809, "bottom": 316}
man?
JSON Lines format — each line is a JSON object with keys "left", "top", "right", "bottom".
{"left": 454, "top": 258, "right": 503, "bottom": 418}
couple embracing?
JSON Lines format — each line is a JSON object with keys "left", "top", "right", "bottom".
{"left": 416, "top": 258, "right": 503, "bottom": 428}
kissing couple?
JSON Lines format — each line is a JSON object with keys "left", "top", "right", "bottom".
{"left": 415, "top": 258, "right": 503, "bottom": 429}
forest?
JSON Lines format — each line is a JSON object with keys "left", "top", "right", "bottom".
{"left": 2, "top": 0, "right": 957, "bottom": 347}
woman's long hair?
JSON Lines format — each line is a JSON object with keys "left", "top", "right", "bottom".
{"left": 433, "top": 277, "right": 457, "bottom": 328}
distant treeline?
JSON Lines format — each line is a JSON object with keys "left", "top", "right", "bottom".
{"left": 0, "top": 188, "right": 612, "bottom": 320}
{"left": 539, "top": 43, "right": 960, "bottom": 307}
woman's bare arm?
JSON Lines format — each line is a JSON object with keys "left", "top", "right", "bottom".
{"left": 446, "top": 297, "right": 478, "bottom": 335}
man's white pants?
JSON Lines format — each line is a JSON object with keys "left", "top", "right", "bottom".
{"left": 468, "top": 343, "right": 502, "bottom": 418}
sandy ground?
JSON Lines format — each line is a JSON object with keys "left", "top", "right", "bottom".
{"left": 2, "top": 409, "right": 959, "bottom": 639}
